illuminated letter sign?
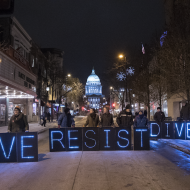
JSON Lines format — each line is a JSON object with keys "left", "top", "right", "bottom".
{"left": 116, "top": 128, "right": 131, "bottom": 150}
{"left": 83, "top": 128, "right": 99, "bottom": 151}
{"left": 49, "top": 129, "right": 66, "bottom": 152}
{"left": 186, "top": 123, "right": 190, "bottom": 140}
{"left": 150, "top": 122, "right": 161, "bottom": 138}
{"left": 66, "top": 128, "right": 82, "bottom": 151}
{"left": 0, "top": 133, "right": 17, "bottom": 162}
{"left": 99, "top": 128, "right": 115, "bottom": 150}
{"left": 17, "top": 132, "right": 38, "bottom": 162}
{"left": 134, "top": 128, "right": 149, "bottom": 150}
{"left": 161, "top": 122, "right": 174, "bottom": 139}
{"left": 175, "top": 123, "right": 185, "bottom": 139}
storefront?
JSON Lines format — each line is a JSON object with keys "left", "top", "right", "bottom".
{"left": 0, "top": 47, "right": 37, "bottom": 125}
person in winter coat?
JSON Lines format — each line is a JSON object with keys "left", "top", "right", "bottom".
{"left": 100, "top": 107, "right": 114, "bottom": 127}
{"left": 83, "top": 108, "right": 99, "bottom": 127}
{"left": 8, "top": 106, "right": 29, "bottom": 133}
{"left": 144, "top": 110, "right": 147, "bottom": 117}
{"left": 41, "top": 112, "right": 47, "bottom": 127}
{"left": 116, "top": 104, "right": 133, "bottom": 128}
{"left": 134, "top": 110, "right": 148, "bottom": 128}
{"left": 47, "top": 112, "right": 51, "bottom": 122}
{"left": 58, "top": 108, "right": 75, "bottom": 128}
{"left": 180, "top": 100, "right": 190, "bottom": 121}
{"left": 154, "top": 107, "right": 165, "bottom": 123}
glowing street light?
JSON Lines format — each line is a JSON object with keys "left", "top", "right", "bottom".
{"left": 110, "top": 86, "right": 113, "bottom": 90}
{"left": 119, "top": 54, "right": 123, "bottom": 59}
{"left": 67, "top": 74, "right": 71, "bottom": 77}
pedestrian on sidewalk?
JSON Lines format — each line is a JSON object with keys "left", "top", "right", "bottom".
{"left": 41, "top": 112, "right": 47, "bottom": 127}
{"left": 8, "top": 106, "right": 29, "bottom": 133}
{"left": 99, "top": 107, "right": 114, "bottom": 127}
{"left": 134, "top": 110, "right": 148, "bottom": 128}
{"left": 180, "top": 100, "right": 190, "bottom": 121}
{"left": 154, "top": 107, "right": 165, "bottom": 123}
{"left": 47, "top": 112, "right": 51, "bottom": 122}
{"left": 83, "top": 108, "right": 99, "bottom": 127}
{"left": 58, "top": 108, "right": 75, "bottom": 128}
{"left": 116, "top": 104, "right": 133, "bottom": 128}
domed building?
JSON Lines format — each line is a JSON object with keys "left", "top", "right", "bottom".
{"left": 85, "top": 68, "right": 105, "bottom": 109}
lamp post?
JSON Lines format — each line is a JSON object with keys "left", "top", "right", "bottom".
{"left": 65, "top": 74, "right": 71, "bottom": 108}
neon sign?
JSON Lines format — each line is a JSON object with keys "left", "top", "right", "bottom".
{"left": 0, "top": 132, "right": 38, "bottom": 163}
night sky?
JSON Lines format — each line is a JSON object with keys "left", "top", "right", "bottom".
{"left": 14, "top": 0, "right": 165, "bottom": 93}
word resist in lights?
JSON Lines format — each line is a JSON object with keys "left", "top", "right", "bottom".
{"left": 150, "top": 123, "right": 160, "bottom": 137}
{"left": 51, "top": 131, "right": 65, "bottom": 149}
{"left": 104, "top": 130, "right": 110, "bottom": 148}
{"left": 21, "top": 136, "right": 34, "bottom": 159}
{"left": 84, "top": 130, "right": 96, "bottom": 148}
{"left": 175, "top": 123, "right": 184, "bottom": 137}
{"left": 68, "top": 130, "right": 79, "bottom": 149}
{"left": 0, "top": 136, "right": 15, "bottom": 159}
{"left": 136, "top": 129, "right": 147, "bottom": 147}
{"left": 117, "top": 130, "right": 129, "bottom": 148}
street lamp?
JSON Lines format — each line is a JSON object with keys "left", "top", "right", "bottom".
{"left": 119, "top": 54, "right": 123, "bottom": 59}
{"left": 68, "top": 74, "right": 71, "bottom": 77}
{"left": 110, "top": 86, "right": 113, "bottom": 90}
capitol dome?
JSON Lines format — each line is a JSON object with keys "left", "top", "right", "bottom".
{"left": 86, "top": 69, "right": 101, "bottom": 85}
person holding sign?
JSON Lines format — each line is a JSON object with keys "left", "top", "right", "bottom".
{"left": 100, "top": 107, "right": 114, "bottom": 127}
{"left": 83, "top": 108, "right": 99, "bottom": 127}
{"left": 154, "top": 107, "right": 165, "bottom": 123}
{"left": 116, "top": 104, "right": 133, "bottom": 128}
{"left": 134, "top": 110, "right": 148, "bottom": 128}
{"left": 58, "top": 108, "right": 75, "bottom": 128}
{"left": 8, "top": 106, "right": 29, "bottom": 133}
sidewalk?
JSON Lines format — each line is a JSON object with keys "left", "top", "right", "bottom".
{"left": 0, "top": 120, "right": 57, "bottom": 134}
{"left": 159, "top": 139, "right": 190, "bottom": 155}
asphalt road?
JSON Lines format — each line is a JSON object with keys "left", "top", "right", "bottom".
{"left": 1, "top": 119, "right": 190, "bottom": 190}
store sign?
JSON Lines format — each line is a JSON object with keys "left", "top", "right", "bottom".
{"left": 0, "top": 132, "right": 38, "bottom": 162}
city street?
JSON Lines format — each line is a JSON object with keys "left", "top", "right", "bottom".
{"left": 1, "top": 123, "right": 190, "bottom": 190}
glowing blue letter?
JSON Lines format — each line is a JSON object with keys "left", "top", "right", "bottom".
{"left": 0, "top": 136, "right": 15, "bottom": 159}
{"left": 165, "top": 123, "right": 170, "bottom": 137}
{"left": 104, "top": 130, "right": 110, "bottom": 148}
{"left": 68, "top": 130, "right": 79, "bottom": 149}
{"left": 84, "top": 130, "right": 96, "bottom": 148}
{"left": 150, "top": 123, "right": 160, "bottom": 137}
{"left": 51, "top": 131, "right": 65, "bottom": 149}
{"left": 21, "top": 136, "right": 34, "bottom": 159}
{"left": 187, "top": 123, "right": 190, "bottom": 138}
{"left": 117, "top": 130, "right": 129, "bottom": 148}
{"left": 175, "top": 123, "right": 184, "bottom": 137}
{"left": 136, "top": 129, "right": 147, "bottom": 147}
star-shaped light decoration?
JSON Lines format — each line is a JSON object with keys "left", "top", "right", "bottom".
{"left": 117, "top": 72, "right": 126, "bottom": 81}
{"left": 126, "top": 67, "right": 135, "bottom": 76}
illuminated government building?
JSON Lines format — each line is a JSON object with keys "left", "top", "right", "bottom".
{"left": 85, "top": 68, "right": 105, "bottom": 109}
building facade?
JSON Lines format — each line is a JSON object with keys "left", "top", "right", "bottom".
{"left": 85, "top": 68, "right": 104, "bottom": 109}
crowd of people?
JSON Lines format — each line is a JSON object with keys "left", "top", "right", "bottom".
{"left": 7, "top": 99, "right": 190, "bottom": 132}
{"left": 57, "top": 104, "right": 167, "bottom": 128}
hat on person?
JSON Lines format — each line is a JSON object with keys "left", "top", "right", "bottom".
{"left": 125, "top": 104, "right": 131, "bottom": 109}
{"left": 139, "top": 110, "right": 143, "bottom": 114}
{"left": 14, "top": 106, "right": 21, "bottom": 112}
{"left": 157, "top": 107, "right": 161, "bottom": 110}
{"left": 64, "top": 108, "right": 70, "bottom": 114}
